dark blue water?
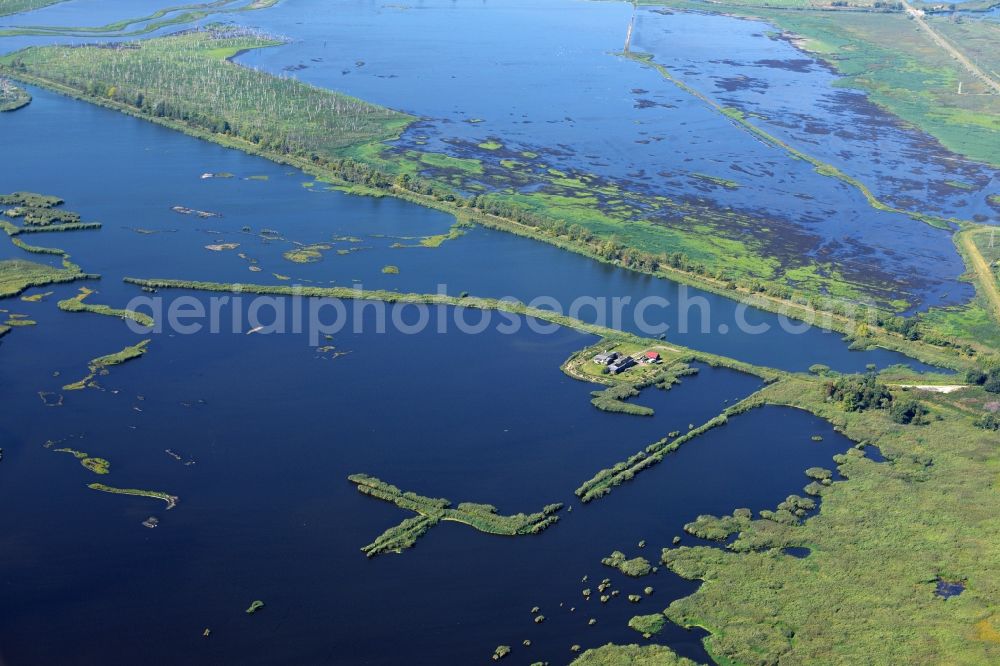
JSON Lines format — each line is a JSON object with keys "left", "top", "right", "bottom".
{"left": 1, "top": 85, "right": 946, "bottom": 373}
{"left": 0, "top": 4, "right": 964, "bottom": 662}
{"left": 0, "top": 280, "right": 862, "bottom": 664}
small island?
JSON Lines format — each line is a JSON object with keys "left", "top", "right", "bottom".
{"left": 0, "top": 78, "right": 29, "bottom": 112}
{"left": 349, "top": 473, "right": 562, "bottom": 557}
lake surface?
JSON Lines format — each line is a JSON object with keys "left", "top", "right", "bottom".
{"left": 0, "top": 79, "right": 923, "bottom": 666}
{"left": 0, "top": 0, "right": 991, "bottom": 311}
{"left": 234, "top": 0, "right": 991, "bottom": 311}
{"left": 2, "top": 86, "right": 946, "bottom": 373}
{"left": 0, "top": 279, "right": 865, "bottom": 664}
{"left": 0, "top": 1, "right": 971, "bottom": 663}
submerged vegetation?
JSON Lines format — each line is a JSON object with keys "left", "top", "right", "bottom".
{"left": 348, "top": 474, "right": 562, "bottom": 557}
{"left": 651, "top": 1, "right": 1000, "bottom": 168}
{"left": 571, "top": 643, "right": 698, "bottom": 665}
{"left": 5, "top": 30, "right": 997, "bottom": 362}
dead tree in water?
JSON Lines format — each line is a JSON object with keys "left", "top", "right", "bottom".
{"left": 624, "top": 1, "right": 637, "bottom": 53}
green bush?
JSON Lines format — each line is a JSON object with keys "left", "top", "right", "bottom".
{"left": 890, "top": 399, "right": 928, "bottom": 425}
{"left": 824, "top": 373, "right": 892, "bottom": 412}
{"left": 975, "top": 413, "right": 999, "bottom": 431}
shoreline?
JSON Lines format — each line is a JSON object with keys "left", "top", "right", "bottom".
{"left": 0, "top": 69, "right": 979, "bottom": 371}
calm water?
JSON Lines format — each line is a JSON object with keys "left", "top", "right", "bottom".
{"left": 0, "top": 1, "right": 966, "bottom": 663}
{"left": 0, "top": 80, "right": 918, "bottom": 666}
{"left": 234, "top": 0, "right": 990, "bottom": 310}
{"left": 0, "top": 0, "right": 989, "bottom": 310}
{"left": 0, "top": 281, "right": 864, "bottom": 664}
{"left": 2, "top": 86, "right": 946, "bottom": 373}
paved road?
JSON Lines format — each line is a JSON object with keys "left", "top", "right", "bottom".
{"left": 960, "top": 229, "right": 1000, "bottom": 325}
{"left": 901, "top": 1, "right": 1000, "bottom": 94}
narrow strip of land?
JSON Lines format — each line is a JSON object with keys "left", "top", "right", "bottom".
{"left": 902, "top": 1, "right": 1000, "bottom": 94}
{"left": 958, "top": 228, "right": 1000, "bottom": 324}
{"left": 622, "top": 50, "right": 955, "bottom": 230}
{"left": 121, "top": 276, "right": 784, "bottom": 381}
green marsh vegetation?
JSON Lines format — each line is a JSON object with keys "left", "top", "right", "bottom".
{"left": 0, "top": 259, "right": 89, "bottom": 299}
{"left": 2, "top": 191, "right": 102, "bottom": 264}
{"left": 626, "top": 613, "right": 666, "bottom": 638}
{"left": 653, "top": 374, "right": 1000, "bottom": 665}
{"left": 602, "top": 551, "right": 653, "bottom": 577}
{"left": 348, "top": 474, "right": 562, "bottom": 557}
{"left": 52, "top": 447, "right": 111, "bottom": 475}
{"left": 9, "top": 236, "right": 65, "bottom": 255}
{"left": 7, "top": 33, "right": 996, "bottom": 365}
{"left": 0, "top": 193, "right": 103, "bottom": 324}
{"left": 0, "top": 192, "right": 62, "bottom": 208}
{"left": 57, "top": 287, "right": 155, "bottom": 327}
{"left": 107, "top": 279, "right": 998, "bottom": 661}
{"left": 650, "top": 1, "right": 1000, "bottom": 169}
{"left": 87, "top": 483, "right": 178, "bottom": 509}
{"left": 282, "top": 243, "right": 332, "bottom": 263}
{"left": 62, "top": 339, "right": 150, "bottom": 390}
{"left": 573, "top": 411, "right": 733, "bottom": 503}
{"left": 387, "top": 218, "right": 470, "bottom": 248}
{"left": 120, "top": 278, "right": 799, "bottom": 381}
{"left": 590, "top": 384, "right": 655, "bottom": 416}
{"left": 570, "top": 643, "right": 699, "bottom": 665}
{"left": 5, "top": 205, "right": 79, "bottom": 226}
{"left": 575, "top": 379, "right": 774, "bottom": 504}
{"left": 19, "top": 290, "right": 52, "bottom": 302}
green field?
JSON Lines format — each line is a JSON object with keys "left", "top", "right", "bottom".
{"left": 1, "top": 29, "right": 413, "bottom": 157}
